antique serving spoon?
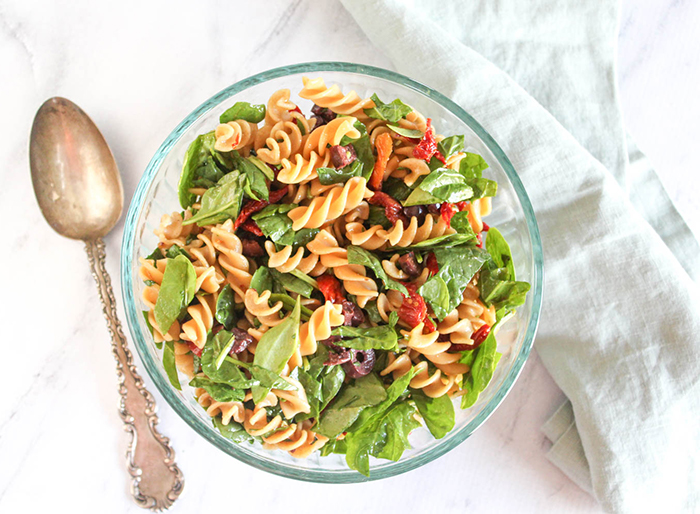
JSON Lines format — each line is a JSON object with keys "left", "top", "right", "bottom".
{"left": 29, "top": 97, "right": 183, "bottom": 511}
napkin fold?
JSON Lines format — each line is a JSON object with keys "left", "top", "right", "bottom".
{"left": 341, "top": 0, "right": 700, "bottom": 511}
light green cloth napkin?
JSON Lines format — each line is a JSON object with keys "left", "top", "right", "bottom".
{"left": 341, "top": 0, "right": 700, "bottom": 511}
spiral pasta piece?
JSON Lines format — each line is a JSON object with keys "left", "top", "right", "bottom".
{"left": 256, "top": 120, "right": 305, "bottom": 165}
{"left": 273, "top": 376, "right": 311, "bottom": 419}
{"left": 287, "top": 177, "right": 372, "bottom": 230}
{"left": 214, "top": 120, "right": 258, "bottom": 154}
{"left": 302, "top": 117, "right": 361, "bottom": 159}
{"left": 154, "top": 210, "right": 194, "bottom": 248}
{"left": 194, "top": 265, "right": 224, "bottom": 294}
{"left": 402, "top": 323, "right": 451, "bottom": 356}
{"left": 398, "top": 158, "right": 431, "bottom": 186}
{"left": 244, "top": 289, "right": 286, "bottom": 327}
{"left": 174, "top": 342, "right": 194, "bottom": 379}
{"left": 307, "top": 230, "right": 379, "bottom": 307}
{"left": 298, "top": 301, "right": 344, "bottom": 356}
{"left": 278, "top": 151, "right": 331, "bottom": 184}
{"left": 382, "top": 254, "right": 409, "bottom": 281}
{"left": 299, "top": 76, "right": 375, "bottom": 116}
{"left": 180, "top": 294, "right": 217, "bottom": 349}
{"left": 265, "top": 241, "right": 319, "bottom": 274}
{"left": 264, "top": 89, "right": 299, "bottom": 125}
{"left": 345, "top": 222, "right": 386, "bottom": 250}
{"left": 397, "top": 109, "right": 428, "bottom": 133}
{"left": 379, "top": 215, "right": 455, "bottom": 247}
{"left": 196, "top": 388, "right": 246, "bottom": 425}
{"left": 262, "top": 420, "right": 329, "bottom": 458}
{"left": 376, "top": 291, "right": 404, "bottom": 323}
{"left": 211, "top": 219, "right": 252, "bottom": 301}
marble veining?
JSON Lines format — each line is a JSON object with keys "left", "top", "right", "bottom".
{"left": 2, "top": 0, "right": 698, "bottom": 512}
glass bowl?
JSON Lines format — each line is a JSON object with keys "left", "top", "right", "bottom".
{"left": 121, "top": 62, "right": 544, "bottom": 483}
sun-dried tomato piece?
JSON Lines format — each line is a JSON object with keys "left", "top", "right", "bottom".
{"left": 398, "top": 284, "right": 428, "bottom": 329}
{"left": 440, "top": 202, "right": 458, "bottom": 227}
{"left": 425, "top": 252, "right": 439, "bottom": 276}
{"left": 290, "top": 105, "right": 303, "bottom": 116}
{"left": 187, "top": 341, "right": 203, "bottom": 358}
{"left": 369, "top": 191, "right": 409, "bottom": 226}
{"left": 412, "top": 118, "right": 438, "bottom": 161}
{"left": 233, "top": 186, "right": 289, "bottom": 230}
{"left": 370, "top": 132, "right": 393, "bottom": 190}
{"left": 239, "top": 219, "right": 263, "bottom": 236}
{"left": 482, "top": 222, "right": 490, "bottom": 232}
{"left": 317, "top": 274, "right": 345, "bottom": 304}
{"left": 455, "top": 201, "right": 468, "bottom": 211}
{"left": 422, "top": 317, "right": 436, "bottom": 333}
{"left": 475, "top": 233, "right": 484, "bottom": 248}
{"left": 449, "top": 325, "right": 491, "bottom": 352}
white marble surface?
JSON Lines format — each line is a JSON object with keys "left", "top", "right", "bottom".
{"left": 2, "top": 1, "right": 698, "bottom": 512}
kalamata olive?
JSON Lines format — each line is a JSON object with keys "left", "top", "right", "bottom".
{"left": 324, "top": 349, "right": 353, "bottom": 366}
{"left": 427, "top": 203, "right": 441, "bottom": 214}
{"left": 311, "top": 104, "right": 336, "bottom": 126}
{"left": 342, "top": 349, "right": 375, "bottom": 378}
{"left": 229, "top": 328, "right": 254, "bottom": 354}
{"left": 397, "top": 251, "right": 422, "bottom": 278}
{"left": 403, "top": 205, "right": 427, "bottom": 224}
{"left": 341, "top": 300, "right": 365, "bottom": 327}
{"left": 321, "top": 336, "right": 343, "bottom": 353}
{"left": 330, "top": 144, "right": 357, "bottom": 169}
{"left": 240, "top": 238, "right": 264, "bottom": 257}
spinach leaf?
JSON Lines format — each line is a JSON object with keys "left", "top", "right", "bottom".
{"left": 479, "top": 228, "right": 530, "bottom": 318}
{"left": 154, "top": 255, "right": 196, "bottom": 334}
{"left": 233, "top": 154, "right": 269, "bottom": 201}
{"left": 292, "top": 367, "right": 323, "bottom": 420}
{"left": 250, "top": 266, "right": 274, "bottom": 293}
{"left": 347, "top": 246, "right": 408, "bottom": 295}
{"left": 189, "top": 376, "right": 245, "bottom": 402}
{"left": 192, "top": 156, "right": 225, "bottom": 189}
{"left": 178, "top": 132, "right": 214, "bottom": 209}
{"left": 450, "top": 211, "right": 477, "bottom": 238}
{"left": 162, "top": 341, "right": 181, "bottom": 391}
{"left": 251, "top": 297, "right": 301, "bottom": 402}
{"left": 363, "top": 301, "right": 383, "bottom": 324}
{"left": 387, "top": 125, "right": 423, "bottom": 138}
{"left": 293, "top": 228, "right": 320, "bottom": 250}
{"left": 316, "top": 373, "right": 387, "bottom": 438}
{"left": 412, "top": 389, "right": 455, "bottom": 439}
{"left": 437, "top": 135, "right": 464, "bottom": 159}
{"left": 248, "top": 155, "right": 275, "bottom": 180}
{"left": 145, "top": 247, "right": 164, "bottom": 263}
{"left": 269, "top": 268, "right": 313, "bottom": 298}
{"left": 253, "top": 296, "right": 301, "bottom": 374}
{"left": 268, "top": 294, "right": 313, "bottom": 319}
{"left": 201, "top": 333, "right": 258, "bottom": 389}
{"left": 317, "top": 160, "right": 363, "bottom": 185}
{"left": 253, "top": 204, "right": 295, "bottom": 246}
{"left": 215, "top": 284, "right": 237, "bottom": 330}
{"left": 461, "top": 329, "right": 499, "bottom": 409}
{"left": 343, "top": 370, "right": 418, "bottom": 476}
{"left": 219, "top": 101, "right": 266, "bottom": 124}
{"left": 459, "top": 152, "right": 489, "bottom": 179}
{"left": 183, "top": 170, "right": 245, "bottom": 226}
{"left": 404, "top": 168, "right": 472, "bottom": 206}
{"left": 367, "top": 205, "right": 393, "bottom": 230}
{"left": 213, "top": 417, "right": 253, "bottom": 443}
{"left": 382, "top": 177, "right": 414, "bottom": 203}
{"left": 363, "top": 93, "right": 412, "bottom": 123}
{"left": 320, "top": 438, "right": 347, "bottom": 456}
{"left": 464, "top": 177, "right": 498, "bottom": 199}
{"left": 165, "top": 245, "right": 191, "bottom": 259}
{"left": 331, "top": 325, "right": 398, "bottom": 350}
{"left": 228, "top": 357, "right": 297, "bottom": 391}
{"left": 340, "top": 121, "right": 374, "bottom": 179}
{"left": 398, "top": 233, "right": 476, "bottom": 251}
{"left": 293, "top": 364, "right": 344, "bottom": 422}
{"left": 419, "top": 246, "right": 488, "bottom": 320}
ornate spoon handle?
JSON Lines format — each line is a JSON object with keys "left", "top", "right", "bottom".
{"left": 85, "top": 238, "right": 184, "bottom": 511}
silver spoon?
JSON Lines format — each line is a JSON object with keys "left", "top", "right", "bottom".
{"left": 30, "top": 97, "right": 184, "bottom": 511}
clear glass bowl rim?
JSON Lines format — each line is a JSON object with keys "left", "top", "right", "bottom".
{"left": 120, "top": 61, "right": 544, "bottom": 483}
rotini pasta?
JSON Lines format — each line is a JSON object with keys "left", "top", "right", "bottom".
{"left": 139, "top": 77, "right": 526, "bottom": 470}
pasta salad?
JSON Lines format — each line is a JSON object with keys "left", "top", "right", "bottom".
{"left": 139, "top": 77, "right": 530, "bottom": 475}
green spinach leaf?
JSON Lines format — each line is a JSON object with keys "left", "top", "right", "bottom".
{"left": 154, "top": 255, "right": 196, "bottom": 334}
{"left": 178, "top": 132, "right": 215, "bottom": 209}
{"left": 212, "top": 417, "right": 253, "bottom": 443}
{"left": 459, "top": 152, "right": 489, "bottom": 179}
{"left": 461, "top": 329, "right": 499, "bottom": 409}
{"left": 253, "top": 204, "right": 295, "bottom": 246}
{"left": 317, "top": 160, "right": 364, "bottom": 185}
{"left": 162, "top": 341, "right": 181, "bottom": 391}
{"left": 183, "top": 170, "right": 245, "bottom": 226}
{"left": 363, "top": 93, "right": 412, "bottom": 123}
{"left": 382, "top": 177, "right": 414, "bottom": 203}
{"left": 331, "top": 325, "right": 398, "bottom": 350}
{"left": 387, "top": 125, "right": 423, "bottom": 138}
{"left": 404, "top": 168, "right": 473, "bottom": 206}
{"left": 233, "top": 154, "right": 269, "bottom": 201}
{"left": 215, "top": 284, "right": 237, "bottom": 330}
{"left": 220, "top": 101, "right": 266, "bottom": 124}
{"left": 189, "top": 376, "right": 245, "bottom": 402}
{"left": 340, "top": 121, "right": 374, "bottom": 179}
{"left": 419, "top": 246, "right": 488, "bottom": 320}
{"left": 316, "top": 373, "right": 387, "bottom": 438}
{"left": 201, "top": 333, "right": 258, "bottom": 389}
{"left": 412, "top": 389, "right": 454, "bottom": 439}
{"left": 437, "top": 135, "right": 465, "bottom": 159}
{"left": 269, "top": 268, "right": 314, "bottom": 298}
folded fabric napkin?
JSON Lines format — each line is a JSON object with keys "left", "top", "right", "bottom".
{"left": 341, "top": 0, "right": 700, "bottom": 511}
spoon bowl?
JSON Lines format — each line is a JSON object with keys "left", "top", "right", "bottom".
{"left": 30, "top": 97, "right": 123, "bottom": 240}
